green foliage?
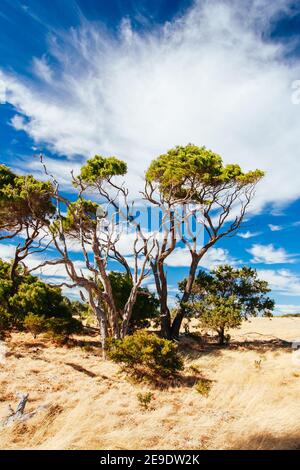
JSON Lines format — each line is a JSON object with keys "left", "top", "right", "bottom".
{"left": 136, "top": 391, "right": 154, "bottom": 411}
{"left": 60, "top": 198, "right": 99, "bottom": 235}
{"left": 0, "top": 259, "right": 83, "bottom": 334}
{"left": 23, "top": 313, "right": 46, "bottom": 338}
{"left": 183, "top": 264, "right": 274, "bottom": 344}
{"left": 196, "top": 294, "right": 243, "bottom": 343}
{"left": 146, "top": 144, "right": 264, "bottom": 201}
{"left": 0, "top": 165, "right": 54, "bottom": 233}
{"left": 79, "top": 155, "right": 127, "bottom": 183}
{"left": 45, "top": 316, "right": 82, "bottom": 335}
{"left": 194, "top": 378, "right": 211, "bottom": 397}
{"left": 108, "top": 272, "right": 159, "bottom": 331}
{"left": 107, "top": 330, "right": 184, "bottom": 378}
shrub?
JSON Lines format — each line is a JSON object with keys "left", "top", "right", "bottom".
{"left": 24, "top": 313, "right": 46, "bottom": 338}
{"left": 136, "top": 392, "right": 154, "bottom": 410}
{"left": 0, "top": 259, "right": 83, "bottom": 334}
{"left": 194, "top": 378, "right": 211, "bottom": 397}
{"left": 108, "top": 330, "right": 184, "bottom": 378}
{"left": 45, "top": 317, "right": 82, "bottom": 335}
{"left": 24, "top": 313, "right": 82, "bottom": 341}
{"left": 45, "top": 331, "right": 69, "bottom": 346}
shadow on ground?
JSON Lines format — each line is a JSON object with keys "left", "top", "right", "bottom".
{"left": 231, "top": 432, "right": 300, "bottom": 450}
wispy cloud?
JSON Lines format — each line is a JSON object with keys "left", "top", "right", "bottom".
{"left": 238, "top": 230, "right": 261, "bottom": 239}
{"left": 0, "top": 0, "right": 300, "bottom": 211}
{"left": 32, "top": 56, "right": 54, "bottom": 83}
{"left": 268, "top": 224, "right": 282, "bottom": 232}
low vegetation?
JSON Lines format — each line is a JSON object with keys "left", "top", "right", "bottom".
{"left": 107, "top": 330, "right": 184, "bottom": 379}
{"left": 0, "top": 260, "right": 82, "bottom": 340}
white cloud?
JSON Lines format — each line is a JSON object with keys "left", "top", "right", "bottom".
{"left": 275, "top": 304, "right": 300, "bottom": 315}
{"left": 258, "top": 269, "right": 300, "bottom": 296}
{"left": 248, "top": 243, "right": 295, "bottom": 264}
{"left": 0, "top": 242, "right": 88, "bottom": 284}
{"left": 238, "top": 230, "right": 261, "bottom": 239}
{"left": 166, "top": 246, "right": 236, "bottom": 269}
{"left": 0, "top": 244, "right": 17, "bottom": 260}
{"left": 268, "top": 224, "right": 282, "bottom": 232}
{"left": 32, "top": 56, "right": 53, "bottom": 83}
{"left": 0, "top": 0, "right": 299, "bottom": 212}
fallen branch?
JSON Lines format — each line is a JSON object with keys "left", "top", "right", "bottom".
{"left": 2, "top": 393, "right": 48, "bottom": 427}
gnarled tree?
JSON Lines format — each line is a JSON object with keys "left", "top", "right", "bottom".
{"left": 144, "top": 144, "right": 264, "bottom": 339}
{"left": 33, "top": 155, "right": 155, "bottom": 354}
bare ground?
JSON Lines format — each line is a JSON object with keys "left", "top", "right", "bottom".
{"left": 0, "top": 317, "right": 299, "bottom": 450}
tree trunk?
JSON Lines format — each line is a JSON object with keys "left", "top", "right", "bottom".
{"left": 121, "top": 289, "right": 138, "bottom": 338}
{"left": 89, "top": 293, "right": 108, "bottom": 359}
{"left": 97, "top": 311, "right": 108, "bottom": 360}
{"left": 160, "top": 304, "right": 172, "bottom": 339}
{"left": 171, "top": 254, "right": 198, "bottom": 338}
{"left": 157, "top": 261, "right": 172, "bottom": 339}
{"left": 218, "top": 327, "right": 225, "bottom": 345}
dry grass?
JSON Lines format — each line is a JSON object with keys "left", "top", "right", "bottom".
{"left": 0, "top": 317, "right": 299, "bottom": 450}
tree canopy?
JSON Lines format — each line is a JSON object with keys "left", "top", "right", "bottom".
{"left": 146, "top": 144, "right": 264, "bottom": 202}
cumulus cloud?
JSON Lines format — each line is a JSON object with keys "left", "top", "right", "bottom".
{"left": 248, "top": 243, "right": 296, "bottom": 264}
{"left": 0, "top": 0, "right": 300, "bottom": 212}
{"left": 165, "top": 246, "right": 237, "bottom": 269}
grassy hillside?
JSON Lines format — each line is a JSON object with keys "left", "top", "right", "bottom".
{"left": 0, "top": 317, "right": 299, "bottom": 450}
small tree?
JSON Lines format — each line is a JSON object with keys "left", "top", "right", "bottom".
{"left": 107, "top": 272, "right": 159, "bottom": 332}
{"left": 184, "top": 265, "right": 274, "bottom": 344}
{"left": 196, "top": 295, "right": 242, "bottom": 345}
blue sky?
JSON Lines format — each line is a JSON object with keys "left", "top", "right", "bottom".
{"left": 1, "top": 0, "right": 300, "bottom": 314}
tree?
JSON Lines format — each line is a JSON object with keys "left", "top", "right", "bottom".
{"left": 182, "top": 265, "right": 274, "bottom": 344}
{"left": 0, "top": 164, "right": 55, "bottom": 285}
{"left": 107, "top": 271, "right": 159, "bottom": 332}
{"left": 144, "top": 144, "right": 264, "bottom": 339}
{"left": 33, "top": 155, "right": 155, "bottom": 354}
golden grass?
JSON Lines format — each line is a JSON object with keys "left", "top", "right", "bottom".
{"left": 0, "top": 317, "right": 299, "bottom": 450}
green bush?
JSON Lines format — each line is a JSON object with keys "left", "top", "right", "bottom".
{"left": 24, "top": 313, "right": 46, "bottom": 338}
{"left": 194, "top": 378, "right": 211, "bottom": 397}
{"left": 136, "top": 392, "right": 154, "bottom": 410}
{"left": 108, "top": 330, "right": 184, "bottom": 378}
{"left": 0, "top": 259, "right": 83, "bottom": 335}
{"left": 24, "top": 313, "right": 82, "bottom": 340}
{"left": 45, "top": 316, "right": 82, "bottom": 335}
